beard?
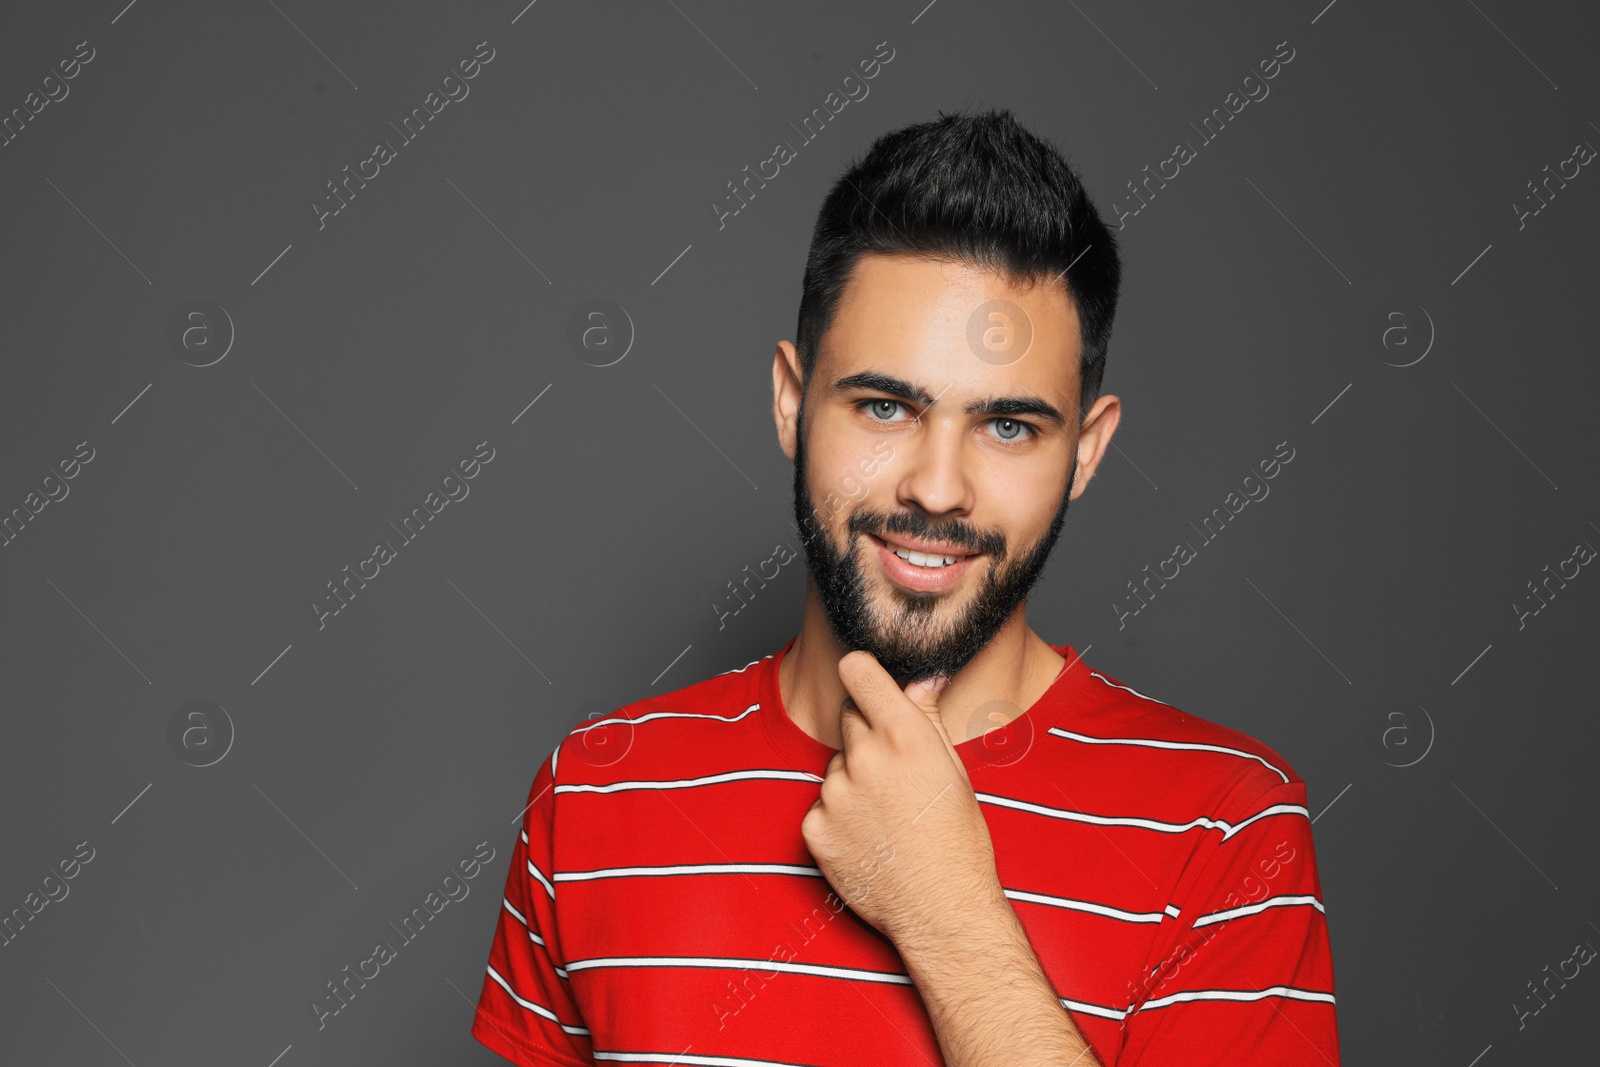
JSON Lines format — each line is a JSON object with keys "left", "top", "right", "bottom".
{"left": 790, "top": 402, "right": 1077, "bottom": 687}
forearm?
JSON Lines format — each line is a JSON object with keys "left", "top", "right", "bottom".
{"left": 895, "top": 891, "right": 1103, "bottom": 1067}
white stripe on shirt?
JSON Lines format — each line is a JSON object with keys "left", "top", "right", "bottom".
{"left": 556, "top": 862, "right": 824, "bottom": 882}
{"left": 1139, "top": 985, "right": 1336, "bottom": 1011}
{"left": 1061, "top": 996, "right": 1131, "bottom": 1021}
{"left": 715, "top": 654, "right": 773, "bottom": 677}
{"left": 484, "top": 963, "right": 590, "bottom": 1035}
{"left": 565, "top": 955, "right": 912, "bottom": 985}
{"left": 976, "top": 790, "right": 1308, "bottom": 839}
{"left": 1047, "top": 727, "right": 1289, "bottom": 783}
{"left": 1003, "top": 887, "right": 1171, "bottom": 925}
{"left": 574, "top": 703, "right": 761, "bottom": 733}
{"left": 1191, "top": 894, "right": 1325, "bottom": 928}
{"left": 525, "top": 853, "right": 556, "bottom": 899}
{"left": 557, "top": 769, "right": 824, "bottom": 794}
{"left": 1087, "top": 670, "right": 1177, "bottom": 709}
{"left": 500, "top": 897, "right": 570, "bottom": 977}
{"left": 595, "top": 1052, "right": 822, "bottom": 1066}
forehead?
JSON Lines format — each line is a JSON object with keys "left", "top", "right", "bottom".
{"left": 818, "top": 252, "right": 1082, "bottom": 406}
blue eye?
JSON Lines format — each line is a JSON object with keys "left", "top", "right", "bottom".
{"left": 857, "top": 399, "right": 1036, "bottom": 444}
{"left": 860, "top": 399, "right": 909, "bottom": 422}
{"left": 989, "top": 418, "right": 1035, "bottom": 444}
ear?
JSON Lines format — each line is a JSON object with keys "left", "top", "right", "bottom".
{"left": 1069, "top": 393, "right": 1121, "bottom": 501}
{"left": 773, "top": 339, "right": 805, "bottom": 462}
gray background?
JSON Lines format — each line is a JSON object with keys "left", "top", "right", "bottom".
{"left": 1, "top": 0, "right": 1595, "bottom": 1063}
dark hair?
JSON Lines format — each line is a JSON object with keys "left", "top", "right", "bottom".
{"left": 795, "top": 108, "right": 1122, "bottom": 423}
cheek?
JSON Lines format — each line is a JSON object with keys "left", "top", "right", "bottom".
{"left": 808, "top": 436, "right": 890, "bottom": 514}
{"left": 1010, "top": 451, "right": 1072, "bottom": 513}
{"left": 982, "top": 461, "right": 1069, "bottom": 554}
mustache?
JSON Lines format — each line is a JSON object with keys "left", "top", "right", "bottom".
{"left": 846, "top": 506, "right": 1007, "bottom": 559}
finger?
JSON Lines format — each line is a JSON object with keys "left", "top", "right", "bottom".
{"left": 901, "top": 674, "right": 965, "bottom": 770}
{"left": 838, "top": 696, "right": 869, "bottom": 750}
{"left": 836, "top": 650, "right": 903, "bottom": 729}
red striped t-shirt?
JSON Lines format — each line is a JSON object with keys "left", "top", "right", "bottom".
{"left": 472, "top": 638, "right": 1339, "bottom": 1065}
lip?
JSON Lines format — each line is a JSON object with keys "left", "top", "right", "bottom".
{"left": 868, "top": 533, "right": 979, "bottom": 593}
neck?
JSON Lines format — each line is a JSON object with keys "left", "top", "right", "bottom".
{"left": 777, "top": 577, "right": 1067, "bottom": 752}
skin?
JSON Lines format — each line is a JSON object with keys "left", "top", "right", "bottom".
{"left": 770, "top": 251, "right": 1122, "bottom": 1066}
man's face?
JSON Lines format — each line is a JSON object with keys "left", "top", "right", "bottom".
{"left": 789, "top": 253, "right": 1086, "bottom": 685}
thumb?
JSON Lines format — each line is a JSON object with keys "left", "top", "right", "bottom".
{"left": 902, "top": 672, "right": 951, "bottom": 716}
{"left": 905, "top": 673, "right": 968, "bottom": 776}
{"left": 904, "top": 673, "right": 961, "bottom": 755}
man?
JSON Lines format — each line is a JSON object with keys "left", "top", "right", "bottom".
{"left": 472, "top": 108, "right": 1339, "bottom": 1066}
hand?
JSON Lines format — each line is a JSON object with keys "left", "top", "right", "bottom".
{"left": 800, "top": 650, "right": 1005, "bottom": 947}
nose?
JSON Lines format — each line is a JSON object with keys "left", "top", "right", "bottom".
{"left": 894, "top": 406, "right": 976, "bottom": 521}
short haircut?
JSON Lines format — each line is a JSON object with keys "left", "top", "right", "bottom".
{"left": 795, "top": 107, "right": 1123, "bottom": 423}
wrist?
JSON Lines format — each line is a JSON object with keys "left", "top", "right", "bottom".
{"left": 892, "top": 878, "right": 1014, "bottom": 966}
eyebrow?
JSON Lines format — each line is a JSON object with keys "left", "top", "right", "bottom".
{"left": 829, "top": 370, "right": 1068, "bottom": 428}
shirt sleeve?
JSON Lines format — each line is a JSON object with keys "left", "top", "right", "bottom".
{"left": 1116, "top": 777, "right": 1341, "bottom": 1065}
{"left": 471, "top": 744, "right": 596, "bottom": 1067}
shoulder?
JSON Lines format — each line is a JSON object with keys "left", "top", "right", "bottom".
{"left": 548, "top": 650, "right": 774, "bottom": 784}
{"left": 1058, "top": 658, "right": 1305, "bottom": 816}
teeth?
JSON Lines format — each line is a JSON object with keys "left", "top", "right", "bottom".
{"left": 893, "top": 548, "right": 959, "bottom": 568}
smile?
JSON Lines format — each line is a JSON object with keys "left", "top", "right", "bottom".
{"left": 867, "top": 534, "right": 979, "bottom": 592}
